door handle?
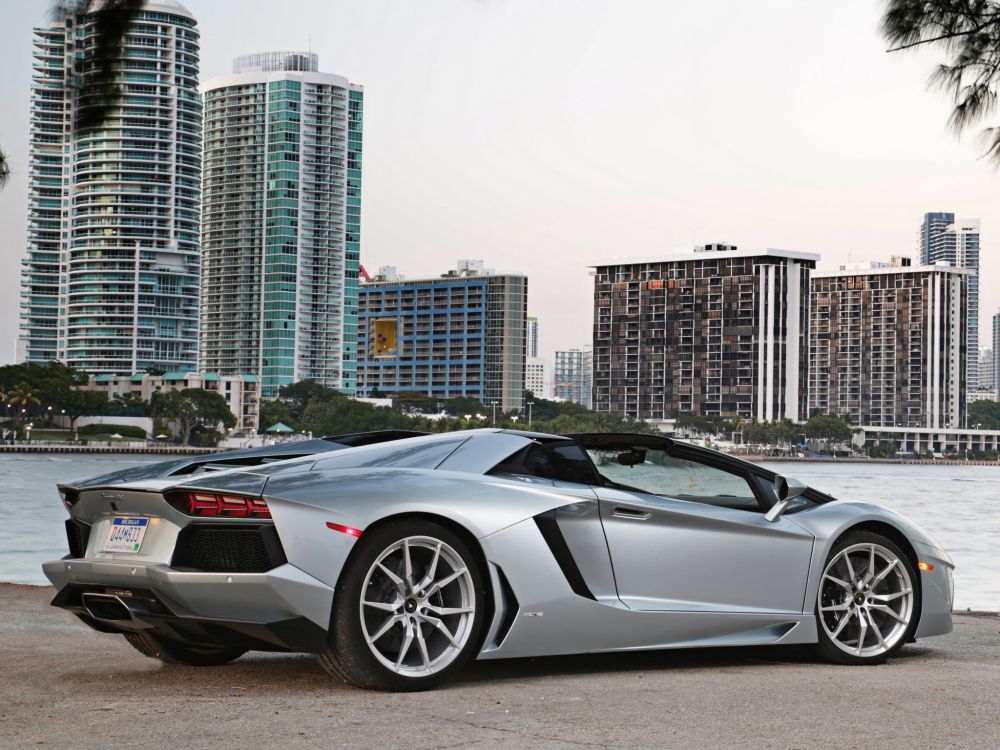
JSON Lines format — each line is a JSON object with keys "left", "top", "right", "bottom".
{"left": 613, "top": 506, "right": 652, "bottom": 520}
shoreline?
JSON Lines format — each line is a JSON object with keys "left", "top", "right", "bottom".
{"left": 1, "top": 444, "right": 998, "bottom": 465}
{"left": 0, "top": 444, "right": 217, "bottom": 455}
{"left": 739, "top": 455, "right": 1000, "bottom": 466}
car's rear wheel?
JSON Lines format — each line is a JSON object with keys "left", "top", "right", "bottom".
{"left": 814, "top": 530, "right": 919, "bottom": 665}
{"left": 123, "top": 632, "right": 246, "bottom": 666}
{"left": 318, "top": 519, "right": 486, "bottom": 691}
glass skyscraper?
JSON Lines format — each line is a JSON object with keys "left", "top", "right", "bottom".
{"left": 920, "top": 212, "right": 980, "bottom": 388}
{"left": 200, "top": 52, "right": 362, "bottom": 398}
{"left": 18, "top": 0, "right": 201, "bottom": 373}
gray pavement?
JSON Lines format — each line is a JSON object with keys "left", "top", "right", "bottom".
{"left": 1, "top": 583, "right": 998, "bottom": 750}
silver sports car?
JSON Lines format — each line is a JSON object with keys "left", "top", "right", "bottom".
{"left": 43, "top": 429, "right": 954, "bottom": 691}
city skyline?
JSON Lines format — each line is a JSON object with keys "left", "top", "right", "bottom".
{"left": 1, "top": 0, "right": 999, "bottom": 371}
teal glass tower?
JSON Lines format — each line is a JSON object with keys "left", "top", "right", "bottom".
{"left": 18, "top": 0, "right": 201, "bottom": 373}
{"left": 200, "top": 52, "right": 363, "bottom": 398}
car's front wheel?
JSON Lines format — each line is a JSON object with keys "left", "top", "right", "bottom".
{"left": 318, "top": 519, "right": 486, "bottom": 691}
{"left": 814, "top": 530, "right": 920, "bottom": 664}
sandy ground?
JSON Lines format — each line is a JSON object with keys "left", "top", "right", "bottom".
{"left": 1, "top": 583, "right": 998, "bottom": 750}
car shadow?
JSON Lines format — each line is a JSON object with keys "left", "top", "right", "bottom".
{"left": 60, "top": 641, "right": 936, "bottom": 693}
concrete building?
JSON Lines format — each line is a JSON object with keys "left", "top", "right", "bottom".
{"left": 358, "top": 261, "right": 527, "bottom": 411}
{"left": 856, "top": 425, "right": 1000, "bottom": 458}
{"left": 592, "top": 244, "right": 818, "bottom": 421}
{"left": 18, "top": 1, "right": 201, "bottom": 373}
{"left": 199, "top": 52, "right": 363, "bottom": 398}
{"left": 524, "top": 316, "right": 544, "bottom": 398}
{"left": 994, "top": 312, "right": 1000, "bottom": 396}
{"left": 978, "top": 349, "right": 995, "bottom": 390}
{"left": 526, "top": 317, "right": 539, "bottom": 358}
{"left": 526, "top": 358, "right": 545, "bottom": 399}
{"left": 554, "top": 348, "right": 593, "bottom": 409}
{"left": 82, "top": 371, "right": 260, "bottom": 433}
{"left": 810, "top": 257, "right": 969, "bottom": 429}
{"left": 920, "top": 213, "right": 980, "bottom": 388}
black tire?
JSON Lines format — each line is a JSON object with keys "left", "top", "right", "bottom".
{"left": 123, "top": 632, "right": 246, "bottom": 666}
{"left": 318, "top": 518, "right": 487, "bottom": 691}
{"left": 813, "top": 530, "right": 920, "bottom": 665}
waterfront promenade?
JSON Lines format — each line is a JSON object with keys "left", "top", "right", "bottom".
{"left": 1, "top": 583, "right": 997, "bottom": 749}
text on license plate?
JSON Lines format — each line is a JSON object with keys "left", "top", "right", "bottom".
{"left": 103, "top": 517, "right": 149, "bottom": 553}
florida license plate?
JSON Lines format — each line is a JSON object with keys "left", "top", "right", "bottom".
{"left": 103, "top": 517, "right": 149, "bottom": 553}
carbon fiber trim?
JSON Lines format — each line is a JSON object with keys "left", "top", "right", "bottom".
{"left": 533, "top": 510, "right": 597, "bottom": 601}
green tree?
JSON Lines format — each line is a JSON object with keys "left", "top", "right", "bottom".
{"left": 152, "top": 389, "right": 235, "bottom": 445}
{"left": 804, "top": 414, "right": 853, "bottom": 442}
{"left": 392, "top": 391, "right": 438, "bottom": 414}
{"left": 302, "top": 393, "right": 415, "bottom": 435}
{"left": 881, "top": 0, "right": 1000, "bottom": 163}
{"left": 105, "top": 392, "right": 151, "bottom": 417}
{"left": 968, "top": 399, "right": 1000, "bottom": 429}
{"left": 61, "top": 389, "right": 109, "bottom": 437}
{"left": 442, "top": 396, "right": 486, "bottom": 417}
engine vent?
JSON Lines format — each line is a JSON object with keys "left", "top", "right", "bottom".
{"left": 65, "top": 519, "right": 92, "bottom": 558}
{"left": 171, "top": 524, "right": 286, "bottom": 573}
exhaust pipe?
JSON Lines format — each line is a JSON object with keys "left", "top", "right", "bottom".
{"left": 81, "top": 593, "right": 134, "bottom": 622}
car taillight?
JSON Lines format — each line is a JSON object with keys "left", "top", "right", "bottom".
{"left": 171, "top": 491, "right": 272, "bottom": 519}
{"left": 59, "top": 487, "right": 80, "bottom": 510}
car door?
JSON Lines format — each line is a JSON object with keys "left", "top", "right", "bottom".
{"left": 580, "top": 435, "right": 815, "bottom": 614}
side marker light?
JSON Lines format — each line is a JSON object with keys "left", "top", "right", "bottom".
{"left": 326, "top": 522, "right": 363, "bottom": 538}
{"left": 917, "top": 561, "right": 934, "bottom": 571}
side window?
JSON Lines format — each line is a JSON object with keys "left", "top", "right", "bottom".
{"left": 586, "top": 446, "right": 762, "bottom": 512}
{"left": 490, "top": 442, "right": 601, "bottom": 486}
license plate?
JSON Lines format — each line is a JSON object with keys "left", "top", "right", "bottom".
{"left": 103, "top": 517, "right": 149, "bottom": 554}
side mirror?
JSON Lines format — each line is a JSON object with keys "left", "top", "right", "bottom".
{"left": 765, "top": 475, "right": 807, "bottom": 522}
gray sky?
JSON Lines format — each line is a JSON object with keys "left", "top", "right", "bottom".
{"left": 1, "top": 0, "right": 998, "bottom": 373}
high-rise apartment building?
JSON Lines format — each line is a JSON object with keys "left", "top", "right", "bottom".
{"left": 18, "top": 1, "right": 201, "bottom": 373}
{"left": 592, "top": 244, "right": 818, "bottom": 421}
{"left": 358, "top": 261, "right": 527, "bottom": 410}
{"left": 994, "top": 312, "right": 1000, "bottom": 396}
{"left": 554, "top": 348, "right": 593, "bottom": 409}
{"left": 920, "top": 212, "right": 980, "bottom": 388}
{"left": 810, "top": 258, "right": 969, "bottom": 429}
{"left": 979, "top": 349, "right": 995, "bottom": 391}
{"left": 525, "top": 358, "right": 545, "bottom": 398}
{"left": 525, "top": 317, "right": 539, "bottom": 358}
{"left": 200, "top": 52, "right": 363, "bottom": 398}
{"left": 524, "top": 315, "right": 544, "bottom": 397}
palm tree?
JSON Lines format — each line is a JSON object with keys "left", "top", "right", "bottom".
{"left": 0, "top": 147, "right": 9, "bottom": 189}
{"left": 882, "top": 1, "right": 1000, "bottom": 164}
{"left": 0, "top": 1, "right": 143, "bottom": 193}
{"left": 4, "top": 383, "right": 42, "bottom": 438}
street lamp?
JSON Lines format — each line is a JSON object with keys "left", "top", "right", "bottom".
{"left": 490, "top": 401, "right": 498, "bottom": 427}
{"left": 526, "top": 401, "right": 534, "bottom": 428}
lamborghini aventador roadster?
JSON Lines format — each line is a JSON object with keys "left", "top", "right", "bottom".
{"left": 43, "top": 429, "right": 954, "bottom": 691}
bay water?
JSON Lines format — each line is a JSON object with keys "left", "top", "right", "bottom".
{"left": 1, "top": 453, "right": 997, "bottom": 610}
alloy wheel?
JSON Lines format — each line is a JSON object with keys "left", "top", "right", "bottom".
{"left": 360, "top": 535, "right": 476, "bottom": 677}
{"left": 818, "top": 542, "right": 914, "bottom": 658}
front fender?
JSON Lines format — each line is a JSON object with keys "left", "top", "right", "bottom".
{"left": 789, "top": 501, "right": 954, "bottom": 637}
